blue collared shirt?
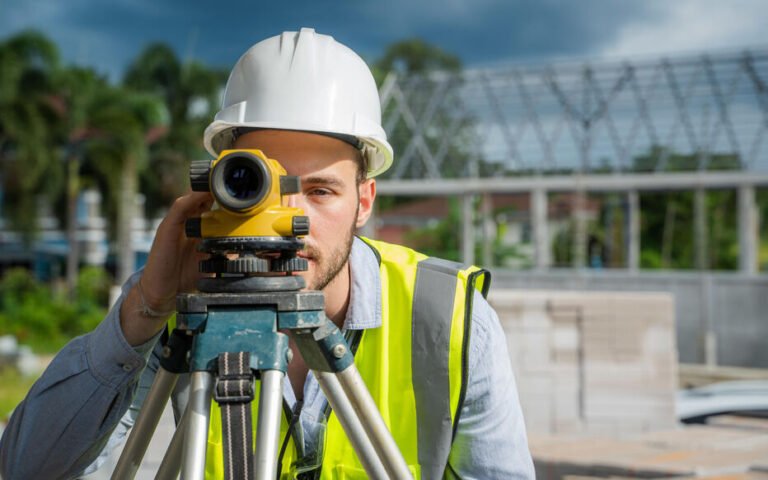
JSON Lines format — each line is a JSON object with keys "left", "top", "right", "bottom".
{"left": 0, "top": 238, "right": 534, "bottom": 479}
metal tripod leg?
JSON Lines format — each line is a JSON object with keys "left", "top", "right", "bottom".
{"left": 112, "top": 368, "right": 178, "bottom": 480}
{"left": 155, "top": 401, "right": 189, "bottom": 480}
{"left": 335, "top": 366, "right": 413, "bottom": 479}
{"left": 290, "top": 316, "right": 413, "bottom": 479}
{"left": 315, "top": 371, "right": 388, "bottom": 479}
{"left": 254, "top": 369, "right": 284, "bottom": 480}
{"left": 182, "top": 371, "right": 213, "bottom": 480}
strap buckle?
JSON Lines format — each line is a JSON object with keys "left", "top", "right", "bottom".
{"left": 214, "top": 372, "right": 255, "bottom": 403}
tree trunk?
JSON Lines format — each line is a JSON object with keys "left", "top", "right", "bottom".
{"left": 65, "top": 154, "right": 80, "bottom": 299}
{"left": 116, "top": 153, "right": 137, "bottom": 285}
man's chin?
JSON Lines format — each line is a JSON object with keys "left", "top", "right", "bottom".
{"left": 294, "top": 263, "right": 318, "bottom": 290}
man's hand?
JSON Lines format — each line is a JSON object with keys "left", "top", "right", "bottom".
{"left": 120, "top": 192, "right": 213, "bottom": 346}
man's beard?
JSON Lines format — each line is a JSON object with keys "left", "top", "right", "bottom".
{"left": 303, "top": 205, "right": 359, "bottom": 291}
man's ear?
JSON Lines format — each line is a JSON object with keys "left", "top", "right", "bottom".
{"left": 356, "top": 179, "right": 376, "bottom": 228}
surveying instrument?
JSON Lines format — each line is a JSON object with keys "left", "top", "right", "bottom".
{"left": 111, "top": 150, "right": 412, "bottom": 479}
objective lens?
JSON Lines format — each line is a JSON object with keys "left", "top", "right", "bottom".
{"left": 211, "top": 151, "right": 271, "bottom": 212}
{"left": 224, "top": 164, "right": 260, "bottom": 200}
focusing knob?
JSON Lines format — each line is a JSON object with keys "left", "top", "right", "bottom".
{"left": 292, "top": 216, "right": 310, "bottom": 236}
{"left": 200, "top": 256, "right": 270, "bottom": 274}
{"left": 270, "top": 257, "right": 309, "bottom": 272}
{"left": 190, "top": 160, "right": 212, "bottom": 191}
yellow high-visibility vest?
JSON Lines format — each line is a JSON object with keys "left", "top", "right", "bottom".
{"left": 203, "top": 237, "right": 489, "bottom": 479}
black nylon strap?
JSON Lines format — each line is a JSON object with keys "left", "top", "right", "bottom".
{"left": 216, "top": 352, "right": 255, "bottom": 480}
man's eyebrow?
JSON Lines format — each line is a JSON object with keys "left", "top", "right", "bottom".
{"left": 301, "top": 176, "right": 346, "bottom": 188}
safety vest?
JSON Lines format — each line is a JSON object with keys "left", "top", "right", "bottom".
{"left": 203, "top": 237, "right": 489, "bottom": 479}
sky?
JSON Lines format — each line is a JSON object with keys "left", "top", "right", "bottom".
{"left": 1, "top": 0, "right": 768, "bottom": 81}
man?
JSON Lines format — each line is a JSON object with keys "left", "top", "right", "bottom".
{"left": 0, "top": 28, "right": 533, "bottom": 479}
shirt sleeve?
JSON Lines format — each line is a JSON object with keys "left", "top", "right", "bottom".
{"left": 447, "top": 291, "right": 535, "bottom": 479}
{"left": 0, "top": 270, "right": 162, "bottom": 480}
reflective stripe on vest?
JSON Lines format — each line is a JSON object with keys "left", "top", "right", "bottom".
{"left": 199, "top": 238, "right": 489, "bottom": 479}
{"left": 413, "top": 257, "right": 471, "bottom": 478}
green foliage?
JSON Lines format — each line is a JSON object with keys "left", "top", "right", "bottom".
{"left": 639, "top": 189, "right": 739, "bottom": 270}
{"left": 404, "top": 198, "right": 462, "bottom": 261}
{"left": 759, "top": 189, "right": 768, "bottom": 271}
{"left": 0, "top": 267, "right": 109, "bottom": 351}
{"left": 552, "top": 219, "right": 604, "bottom": 268}
{"left": 372, "top": 38, "right": 461, "bottom": 82}
{"left": 632, "top": 145, "right": 742, "bottom": 172}
{"left": 371, "top": 39, "right": 475, "bottom": 179}
{"left": 488, "top": 232, "right": 530, "bottom": 268}
{"left": 124, "top": 44, "right": 227, "bottom": 217}
{"left": 0, "top": 30, "right": 65, "bottom": 240}
{"left": 0, "top": 367, "right": 39, "bottom": 420}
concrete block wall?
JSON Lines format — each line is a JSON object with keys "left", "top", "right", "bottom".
{"left": 488, "top": 289, "right": 679, "bottom": 436}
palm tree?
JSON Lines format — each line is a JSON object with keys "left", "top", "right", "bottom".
{"left": 123, "top": 43, "right": 225, "bottom": 215}
{"left": 0, "top": 30, "right": 63, "bottom": 238}
{"left": 81, "top": 86, "right": 167, "bottom": 284}
{"left": 54, "top": 66, "right": 112, "bottom": 295}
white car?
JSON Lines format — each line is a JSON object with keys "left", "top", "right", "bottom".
{"left": 676, "top": 380, "right": 768, "bottom": 423}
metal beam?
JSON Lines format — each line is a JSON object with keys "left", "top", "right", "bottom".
{"left": 377, "top": 171, "right": 768, "bottom": 196}
{"left": 461, "top": 194, "right": 475, "bottom": 265}
{"left": 531, "top": 188, "right": 550, "bottom": 270}
{"left": 695, "top": 189, "right": 709, "bottom": 270}
{"left": 572, "top": 190, "right": 587, "bottom": 268}
{"left": 380, "top": 48, "right": 768, "bottom": 180}
{"left": 738, "top": 185, "right": 759, "bottom": 274}
{"left": 627, "top": 190, "right": 640, "bottom": 271}
{"left": 481, "top": 193, "right": 493, "bottom": 267}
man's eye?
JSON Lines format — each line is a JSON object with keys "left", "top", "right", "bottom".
{"left": 308, "top": 188, "right": 332, "bottom": 197}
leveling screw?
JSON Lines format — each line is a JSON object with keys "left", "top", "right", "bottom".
{"left": 332, "top": 344, "right": 347, "bottom": 358}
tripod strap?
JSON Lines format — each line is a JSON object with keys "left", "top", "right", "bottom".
{"left": 215, "top": 352, "right": 255, "bottom": 480}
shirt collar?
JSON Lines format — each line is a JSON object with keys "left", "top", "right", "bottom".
{"left": 342, "top": 236, "right": 382, "bottom": 330}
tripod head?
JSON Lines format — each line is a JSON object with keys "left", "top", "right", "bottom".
{"left": 184, "top": 149, "right": 310, "bottom": 293}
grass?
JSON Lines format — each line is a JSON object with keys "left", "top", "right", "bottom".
{"left": 0, "top": 367, "right": 42, "bottom": 422}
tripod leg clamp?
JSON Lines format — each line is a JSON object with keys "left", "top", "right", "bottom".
{"left": 214, "top": 352, "right": 256, "bottom": 404}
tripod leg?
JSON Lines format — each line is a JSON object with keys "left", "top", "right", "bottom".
{"left": 254, "top": 369, "right": 284, "bottom": 480}
{"left": 314, "top": 371, "right": 387, "bottom": 479}
{"left": 336, "top": 365, "right": 413, "bottom": 479}
{"left": 182, "top": 371, "right": 213, "bottom": 480}
{"left": 112, "top": 367, "right": 179, "bottom": 480}
{"left": 155, "top": 402, "right": 188, "bottom": 480}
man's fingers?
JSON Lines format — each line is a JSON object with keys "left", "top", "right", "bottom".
{"left": 166, "top": 192, "right": 213, "bottom": 225}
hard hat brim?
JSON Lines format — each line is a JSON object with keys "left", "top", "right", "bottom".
{"left": 204, "top": 121, "right": 393, "bottom": 178}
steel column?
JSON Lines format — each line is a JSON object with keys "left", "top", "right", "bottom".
{"left": 738, "top": 185, "right": 759, "bottom": 274}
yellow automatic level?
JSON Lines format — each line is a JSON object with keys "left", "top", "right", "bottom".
{"left": 186, "top": 149, "right": 308, "bottom": 239}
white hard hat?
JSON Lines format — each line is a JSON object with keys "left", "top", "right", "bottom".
{"left": 204, "top": 28, "right": 393, "bottom": 178}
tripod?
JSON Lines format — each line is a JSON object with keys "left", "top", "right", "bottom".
{"left": 110, "top": 237, "right": 412, "bottom": 480}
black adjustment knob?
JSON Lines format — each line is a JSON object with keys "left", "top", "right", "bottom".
{"left": 226, "top": 257, "right": 270, "bottom": 274}
{"left": 199, "top": 256, "right": 228, "bottom": 274}
{"left": 200, "top": 256, "right": 270, "bottom": 274}
{"left": 270, "top": 257, "right": 308, "bottom": 272}
{"left": 185, "top": 218, "right": 202, "bottom": 238}
{"left": 292, "top": 216, "right": 309, "bottom": 236}
{"left": 190, "top": 160, "right": 212, "bottom": 191}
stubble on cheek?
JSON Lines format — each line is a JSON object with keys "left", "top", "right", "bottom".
{"left": 301, "top": 201, "right": 359, "bottom": 291}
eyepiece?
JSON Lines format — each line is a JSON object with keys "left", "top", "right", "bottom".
{"left": 211, "top": 151, "right": 271, "bottom": 212}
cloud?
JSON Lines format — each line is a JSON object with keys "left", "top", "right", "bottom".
{"left": 0, "top": 0, "right": 147, "bottom": 80}
{"left": 2, "top": 0, "right": 766, "bottom": 82}
{"left": 601, "top": 0, "right": 768, "bottom": 58}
